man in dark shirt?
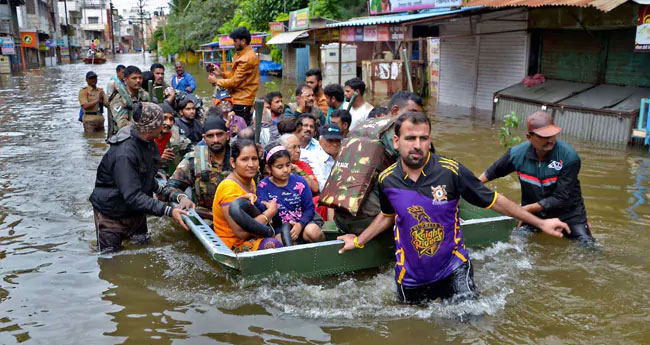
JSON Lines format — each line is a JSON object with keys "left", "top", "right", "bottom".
{"left": 338, "top": 112, "right": 569, "bottom": 305}
{"left": 89, "top": 102, "right": 193, "bottom": 252}
{"left": 479, "top": 111, "right": 593, "bottom": 243}
{"left": 175, "top": 98, "right": 203, "bottom": 144}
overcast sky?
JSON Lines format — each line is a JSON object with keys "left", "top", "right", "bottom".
{"left": 111, "top": 0, "right": 170, "bottom": 13}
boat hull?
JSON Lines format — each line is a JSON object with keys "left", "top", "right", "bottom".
{"left": 182, "top": 200, "right": 516, "bottom": 281}
{"left": 84, "top": 57, "right": 106, "bottom": 64}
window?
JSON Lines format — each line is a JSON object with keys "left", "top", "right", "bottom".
{"left": 26, "top": 0, "right": 35, "bottom": 14}
{"left": 88, "top": 17, "right": 99, "bottom": 24}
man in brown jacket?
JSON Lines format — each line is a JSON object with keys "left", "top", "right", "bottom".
{"left": 213, "top": 26, "right": 260, "bottom": 126}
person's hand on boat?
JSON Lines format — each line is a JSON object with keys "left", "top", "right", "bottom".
{"left": 260, "top": 199, "right": 278, "bottom": 216}
{"left": 289, "top": 221, "right": 302, "bottom": 241}
{"left": 177, "top": 194, "right": 195, "bottom": 211}
{"left": 171, "top": 208, "right": 190, "bottom": 231}
{"left": 337, "top": 234, "right": 357, "bottom": 254}
{"left": 161, "top": 148, "right": 175, "bottom": 162}
{"left": 538, "top": 218, "right": 570, "bottom": 238}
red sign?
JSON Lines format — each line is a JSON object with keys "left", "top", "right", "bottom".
{"left": 20, "top": 32, "right": 37, "bottom": 48}
{"left": 635, "top": 5, "right": 650, "bottom": 52}
{"left": 363, "top": 26, "right": 377, "bottom": 42}
{"left": 377, "top": 25, "right": 390, "bottom": 41}
{"left": 269, "top": 22, "right": 284, "bottom": 37}
{"left": 341, "top": 27, "right": 355, "bottom": 42}
{"left": 217, "top": 34, "right": 266, "bottom": 49}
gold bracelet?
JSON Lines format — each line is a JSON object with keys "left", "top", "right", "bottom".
{"left": 353, "top": 236, "right": 364, "bottom": 249}
{"left": 261, "top": 213, "right": 269, "bottom": 225}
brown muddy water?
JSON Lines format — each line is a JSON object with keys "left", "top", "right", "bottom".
{"left": 1, "top": 53, "right": 649, "bottom": 344}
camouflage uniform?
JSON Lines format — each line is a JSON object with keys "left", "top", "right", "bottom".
{"left": 108, "top": 85, "right": 150, "bottom": 137}
{"left": 163, "top": 145, "right": 231, "bottom": 220}
{"left": 160, "top": 125, "right": 193, "bottom": 177}
{"left": 319, "top": 116, "right": 399, "bottom": 235}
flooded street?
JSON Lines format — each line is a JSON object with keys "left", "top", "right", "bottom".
{"left": 1, "top": 54, "right": 649, "bottom": 344}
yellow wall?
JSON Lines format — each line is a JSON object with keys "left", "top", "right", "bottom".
{"left": 174, "top": 51, "right": 200, "bottom": 65}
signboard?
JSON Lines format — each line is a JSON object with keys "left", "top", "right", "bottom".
{"left": 341, "top": 27, "right": 355, "bottom": 42}
{"left": 289, "top": 8, "right": 309, "bottom": 31}
{"left": 45, "top": 39, "right": 57, "bottom": 48}
{"left": 428, "top": 38, "right": 440, "bottom": 104}
{"left": 0, "top": 55, "right": 10, "bottom": 73}
{"left": 363, "top": 26, "right": 377, "bottom": 42}
{"left": 20, "top": 32, "right": 37, "bottom": 48}
{"left": 369, "top": 0, "right": 462, "bottom": 15}
{"left": 354, "top": 27, "right": 364, "bottom": 41}
{"left": 217, "top": 34, "right": 266, "bottom": 49}
{"left": 269, "top": 22, "right": 284, "bottom": 37}
{"left": 1, "top": 36, "right": 15, "bottom": 55}
{"left": 635, "top": 5, "right": 650, "bottom": 52}
{"left": 377, "top": 25, "right": 390, "bottom": 41}
{"left": 390, "top": 25, "right": 404, "bottom": 40}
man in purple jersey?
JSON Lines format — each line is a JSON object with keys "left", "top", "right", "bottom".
{"left": 338, "top": 112, "right": 570, "bottom": 305}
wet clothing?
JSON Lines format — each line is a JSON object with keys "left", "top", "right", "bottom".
{"left": 79, "top": 85, "right": 108, "bottom": 133}
{"left": 171, "top": 72, "right": 196, "bottom": 93}
{"left": 255, "top": 175, "right": 316, "bottom": 230}
{"left": 164, "top": 145, "right": 232, "bottom": 214}
{"left": 484, "top": 140, "right": 588, "bottom": 226}
{"left": 89, "top": 126, "right": 173, "bottom": 219}
{"left": 108, "top": 86, "right": 150, "bottom": 137}
{"left": 216, "top": 45, "right": 260, "bottom": 107}
{"left": 396, "top": 260, "right": 478, "bottom": 305}
{"left": 378, "top": 152, "right": 496, "bottom": 291}
{"left": 212, "top": 177, "right": 264, "bottom": 252}
{"left": 175, "top": 117, "right": 204, "bottom": 144}
{"left": 93, "top": 208, "right": 148, "bottom": 252}
{"left": 519, "top": 222, "right": 593, "bottom": 244}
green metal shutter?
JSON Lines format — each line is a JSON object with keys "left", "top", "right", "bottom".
{"left": 605, "top": 29, "right": 650, "bottom": 87}
{"left": 540, "top": 31, "right": 601, "bottom": 84}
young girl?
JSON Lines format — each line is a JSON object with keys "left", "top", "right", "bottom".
{"left": 212, "top": 139, "right": 282, "bottom": 252}
{"left": 256, "top": 145, "right": 325, "bottom": 244}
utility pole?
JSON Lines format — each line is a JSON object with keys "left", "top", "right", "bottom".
{"left": 181, "top": 0, "right": 192, "bottom": 65}
{"left": 138, "top": 0, "right": 145, "bottom": 60}
{"left": 63, "top": 0, "right": 73, "bottom": 63}
{"left": 109, "top": 2, "right": 116, "bottom": 55}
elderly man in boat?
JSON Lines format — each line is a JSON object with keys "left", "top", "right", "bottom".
{"left": 337, "top": 111, "right": 570, "bottom": 305}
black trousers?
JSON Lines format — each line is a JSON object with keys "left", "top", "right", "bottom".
{"left": 396, "top": 260, "right": 478, "bottom": 305}
{"left": 93, "top": 208, "right": 149, "bottom": 252}
{"left": 232, "top": 104, "right": 253, "bottom": 126}
{"left": 521, "top": 222, "right": 594, "bottom": 245}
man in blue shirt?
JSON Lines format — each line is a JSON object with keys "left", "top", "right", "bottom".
{"left": 171, "top": 61, "right": 196, "bottom": 93}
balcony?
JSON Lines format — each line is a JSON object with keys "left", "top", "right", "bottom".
{"left": 81, "top": 0, "right": 105, "bottom": 9}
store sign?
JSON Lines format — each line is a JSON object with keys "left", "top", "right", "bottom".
{"left": 20, "top": 32, "right": 37, "bottom": 48}
{"left": 289, "top": 8, "right": 309, "bottom": 31}
{"left": 354, "top": 27, "right": 364, "bottom": 41}
{"left": 218, "top": 34, "right": 266, "bottom": 49}
{"left": 45, "top": 39, "right": 57, "bottom": 48}
{"left": 390, "top": 26, "right": 404, "bottom": 40}
{"left": 428, "top": 38, "right": 440, "bottom": 104}
{"left": 341, "top": 27, "right": 355, "bottom": 42}
{"left": 635, "top": 5, "right": 650, "bottom": 52}
{"left": 1, "top": 36, "right": 15, "bottom": 55}
{"left": 377, "top": 25, "right": 390, "bottom": 41}
{"left": 269, "top": 22, "right": 284, "bottom": 37}
{"left": 369, "top": 0, "right": 462, "bottom": 15}
{"left": 363, "top": 26, "right": 377, "bottom": 42}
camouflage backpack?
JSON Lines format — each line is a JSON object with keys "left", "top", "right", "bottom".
{"left": 320, "top": 116, "right": 400, "bottom": 235}
{"left": 193, "top": 145, "right": 231, "bottom": 209}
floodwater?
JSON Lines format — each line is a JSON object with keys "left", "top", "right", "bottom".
{"left": 1, "top": 53, "right": 649, "bottom": 344}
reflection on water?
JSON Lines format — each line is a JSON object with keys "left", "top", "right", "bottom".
{"left": 0, "top": 53, "right": 649, "bottom": 344}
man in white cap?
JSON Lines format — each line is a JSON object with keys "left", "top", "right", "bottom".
{"left": 479, "top": 111, "right": 593, "bottom": 244}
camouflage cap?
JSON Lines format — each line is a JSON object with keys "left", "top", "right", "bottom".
{"left": 134, "top": 102, "right": 163, "bottom": 133}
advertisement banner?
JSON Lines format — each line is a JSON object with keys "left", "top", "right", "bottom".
{"left": 363, "top": 26, "right": 377, "bottom": 42}
{"left": 390, "top": 26, "right": 404, "bottom": 40}
{"left": 635, "top": 5, "right": 650, "bottom": 52}
{"left": 269, "top": 22, "right": 284, "bottom": 37}
{"left": 1, "top": 36, "right": 15, "bottom": 55}
{"left": 369, "top": 0, "right": 462, "bottom": 15}
{"left": 341, "top": 27, "right": 355, "bottom": 42}
{"left": 289, "top": 8, "right": 309, "bottom": 31}
{"left": 377, "top": 25, "right": 390, "bottom": 41}
{"left": 428, "top": 38, "right": 440, "bottom": 104}
{"left": 218, "top": 34, "right": 265, "bottom": 49}
{"left": 20, "top": 32, "right": 37, "bottom": 48}
{"left": 45, "top": 39, "right": 57, "bottom": 48}
{"left": 354, "top": 27, "right": 364, "bottom": 41}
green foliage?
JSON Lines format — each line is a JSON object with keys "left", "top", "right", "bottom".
{"left": 269, "top": 45, "right": 282, "bottom": 63}
{"left": 217, "top": 12, "right": 251, "bottom": 37}
{"left": 498, "top": 111, "right": 523, "bottom": 148}
{"left": 264, "top": 80, "right": 280, "bottom": 92}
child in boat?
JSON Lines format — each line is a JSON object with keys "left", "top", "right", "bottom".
{"left": 255, "top": 145, "right": 325, "bottom": 244}
{"left": 212, "top": 139, "right": 283, "bottom": 253}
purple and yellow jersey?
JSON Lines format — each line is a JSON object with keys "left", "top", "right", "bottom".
{"left": 378, "top": 152, "right": 497, "bottom": 287}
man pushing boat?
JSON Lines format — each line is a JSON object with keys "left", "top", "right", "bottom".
{"left": 338, "top": 112, "right": 570, "bottom": 305}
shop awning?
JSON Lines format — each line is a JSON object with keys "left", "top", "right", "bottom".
{"left": 266, "top": 30, "right": 310, "bottom": 45}
{"left": 465, "top": 0, "right": 627, "bottom": 12}
{"left": 326, "top": 7, "right": 482, "bottom": 27}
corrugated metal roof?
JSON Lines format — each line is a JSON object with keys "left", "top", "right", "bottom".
{"left": 465, "top": 0, "right": 628, "bottom": 12}
{"left": 325, "top": 6, "right": 483, "bottom": 28}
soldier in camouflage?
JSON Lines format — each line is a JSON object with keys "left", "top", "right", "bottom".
{"left": 160, "top": 116, "right": 231, "bottom": 221}
{"left": 155, "top": 103, "right": 193, "bottom": 177}
{"left": 108, "top": 65, "right": 150, "bottom": 138}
